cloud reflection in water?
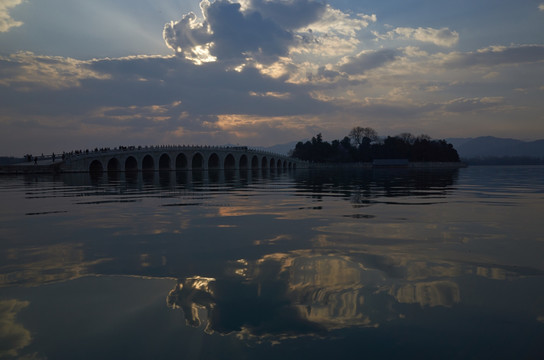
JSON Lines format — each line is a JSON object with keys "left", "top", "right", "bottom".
{"left": 0, "top": 299, "right": 32, "bottom": 358}
{"left": 167, "top": 249, "right": 464, "bottom": 341}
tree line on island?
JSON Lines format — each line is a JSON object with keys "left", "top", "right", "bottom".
{"left": 290, "top": 127, "right": 460, "bottom": 163}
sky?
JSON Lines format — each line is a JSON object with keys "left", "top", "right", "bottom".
{"left": 1, "top": 0, "right": 543, "bottom": 156}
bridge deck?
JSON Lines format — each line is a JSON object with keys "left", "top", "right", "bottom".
{"left": 2, "top": 145, "right": 307, "bottom": 173}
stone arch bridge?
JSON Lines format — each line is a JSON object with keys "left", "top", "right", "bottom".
{"left": 63, "top": 145, "right": 307, "bottom": 173}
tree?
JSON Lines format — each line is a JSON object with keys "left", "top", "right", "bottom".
{"left": 349, "top": 127, "right": 378, "bottom": 146}
{"left": 349, "top": 127, "right": 364, "bottom": 146}
{"left": 397, "top": 132, "right": 416, "bottom": 145}
{"left": 417, "top": 134, "right": 431, "bottom": 141}
{"left": 290, "top": 131, "right": 459, "bottom": 163}
{"left": 312, "top": 133, "right": 323, "bottom": 145}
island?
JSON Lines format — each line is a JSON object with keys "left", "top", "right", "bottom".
{"left": 290, "top": 127, "right": 465, "bottom": 168}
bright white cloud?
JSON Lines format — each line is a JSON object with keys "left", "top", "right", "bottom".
{"left": 291, "top": 31, "right": 361, "bottom": 58}
{"left": 308, "top": 5, "right": 376, "bottom": 37}
{"left": 291, "top": 5, "right": 376, "bottom": 59}
{"left": 0, "top": 0, "right": 24, "bottom": 32}
{"left": 377, "top": 27, "right": 459, "bottom": 47}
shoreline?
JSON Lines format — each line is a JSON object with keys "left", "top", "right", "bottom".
{"left": 306, "top": 161, "right": 467, "bottom": 169}
{"left": 0, "top": 160, "right": 467, "bottom": 174}
{"left": 0, "top": 160, "right": 63, "bottom": 174}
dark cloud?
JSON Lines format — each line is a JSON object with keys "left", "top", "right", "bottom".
{"left": 89, "top": 56, "right": 334, "bottom": 118}
{"left": 317, "top": 66, "right": 343, "bottom": 80}
{"left": 248, "top": 0, "right": 326, "bottom": 30}
{"left": 205, "top": 1, "right": 293, "bottom": 61}
{"left": 339, "top": 49, "right": 401, "bottom": 75}
{"left": 355, "top": 101, "right": 439, "bottom": 120}
{"left": 0, "top": 54, "right": 333, "bottom": 128}
{"left": 162, "top": 0, "right": 329, "bottom": 65}
{"left": 163, "top": 12, "right": 212, "bottom": 54}
{"left": 444, "top": 45, "right": 544, "bottom": 68}
{"left": 164, "top": 0, "right": 308, "bottom": 63}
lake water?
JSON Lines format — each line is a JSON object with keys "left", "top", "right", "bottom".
{"left": 1, "top": 166, "right": 543, "bottom": 359}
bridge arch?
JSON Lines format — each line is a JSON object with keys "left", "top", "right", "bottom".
{"left": 224, "top": 154, "right": 235, "bottom": 169}
{"left": 142, "top": 155, "right": 154, "bottom": 171}
{"left": 239, "top": 154, "right": 248, "bottom": 169}
{"left": 270, "top": 158, "right": 276, "bottom": 169}
{"left": 176, "top": 153, "right": 188, "bottom": 170}
{"left": 277, "top": 159, "right": 282, "bottom": 169}
{"left": 159, "top": 154, "right": 171, "bottom": 170}
{"left": 107, "top": 158, "right": 120, "bottom": 172}
{"left": 251, "top": 155, "right": 259, "bottom": 169}
{"left": 208, "top": 153, "right": 220, "bottom": 169}
{"left": 261, "top": 156, "right": 268, "bottom": 169}
{"left": 125, "top": 156, "right": 138, "bottom": 171}
{"left": 89, "top": 160, "right": 103, "bottom": 173}
{"left": 192, "top": 153, "right": 204, "bottom": 170}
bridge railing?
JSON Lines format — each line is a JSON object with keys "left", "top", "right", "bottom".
{"left": 63, "top": 145, "right": 303, "bottom": 163}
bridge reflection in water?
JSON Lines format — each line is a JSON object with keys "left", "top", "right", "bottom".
{"left": 62, "top": 145, "right": 305, "bottom": 173}
{"left": 84, "top": 167, "right": 294, "bottom": 189}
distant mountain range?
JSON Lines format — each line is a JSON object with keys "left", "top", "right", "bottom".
{"left": 263, "top": 136, "right": 544, "bottom": 160}
{"left": 446, "top": 136, "right": 544, "bottom": 159}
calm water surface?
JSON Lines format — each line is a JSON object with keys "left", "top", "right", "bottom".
{"left": 1, "top": 166, "right": 543, "bottom": 359}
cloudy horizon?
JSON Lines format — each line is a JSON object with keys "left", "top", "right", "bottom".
{"left": 1, "top": 0, "right": 543, "bottom": 156}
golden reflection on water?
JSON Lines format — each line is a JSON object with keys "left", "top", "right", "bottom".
{"left": 167, "top": 276, "right": 216, "bottom": 332}
{"left": 0, "top": 243, "right": 112, "bottom": 287}
{"left": 391, "top": 281, "right": 460, "bottom": 307}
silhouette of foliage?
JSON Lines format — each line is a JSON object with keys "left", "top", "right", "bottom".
{"left": 291, "top": 129, "right": 460, "bottom": 163}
